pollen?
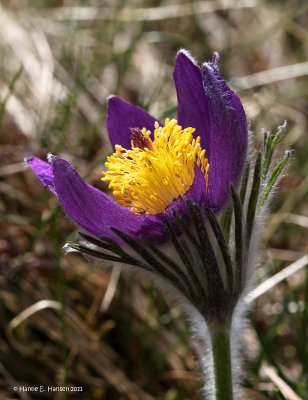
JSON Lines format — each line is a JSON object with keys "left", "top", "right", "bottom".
{"left": 102, "top": 118, "right": 209, "bottom": 214}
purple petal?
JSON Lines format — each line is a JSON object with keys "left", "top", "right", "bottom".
{"left": 26, "top": 156, "right": 56, "bottom": 195}
{"left": 51, "top": 156, "right": 165, "bottom": 243}
{"left": 201, "top": 54, "right": 248, "bottom": 209}
{"left": 107, "top": 96, "right": 158, "bottom": 150}
{"left": 173, "top": 50, "right": 211, "bottom": 154}
{"left": 185, "top": 166, "right": 208, "bottom": 205}
{"left": 162, "top": 166, "right": 207, "bottom": 221}
{"left": 164, "top": 167, "right": 208, "bottom": 226}
{"left": 174, "top": 50, "right": 248, "bottom": 209}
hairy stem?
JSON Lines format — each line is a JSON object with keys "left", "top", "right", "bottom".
{"left": 210, "top": 324, "right": 233, "bottom": 400}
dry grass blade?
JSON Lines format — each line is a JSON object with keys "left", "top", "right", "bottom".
{"left": 232, "top": 61, "right": 308, "bottom": 90}
{"left": 246, "top": 256, "right": 308, "bottom": 303}
{"left": 100, "top": 264, "right": 121, "bottom": 313}
{"left": 0, "top": 162, "right": 27, "bottom": 177}
{"left": 285, "top": 213, "right": 308, "bottom": 229}
{"left": 261, "top": 364, "right": 302, "bottom": 400}
{"left": 40, "top": 0, "right": 257, "bottom": 22}
{"left": 6, "top": 300, "right": 62, "bottom": 354}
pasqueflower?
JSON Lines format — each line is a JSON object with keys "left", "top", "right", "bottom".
{"left": 27, "top": 51, "right": 248, "bottom": 246}
{"left": 27, "top": 50, "right": 289, "bottom": 400}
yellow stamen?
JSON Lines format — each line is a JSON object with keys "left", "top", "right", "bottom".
{"left": 102, "top": 118, "right": 209, "bottom": 214}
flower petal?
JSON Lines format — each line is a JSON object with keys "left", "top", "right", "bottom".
{"left": 26, "top": 156, "right": 56, "bottom": 195}
{"left": 174, "top": 50, "right": 248, "bottom": 209}
{"left": 162, "top": 166, "right": 207, "bottom": 220}
{"left": 107, "top": 96, "right": 158, "bottom": 150}
{"left": 201, "top": 54, "right": 248, "bottom": 209}
{"left": 51, "top": 156, "right": 165, "bottom": 243}
{"left": 185, "top": 166, "right": 208, "bottom": 204}
{"left": 173, "top": 50, "right": 210, "bottom": 151}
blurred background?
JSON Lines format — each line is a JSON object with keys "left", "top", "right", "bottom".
{"left": 0, "top": 0, "right": 308, "bottom": 399}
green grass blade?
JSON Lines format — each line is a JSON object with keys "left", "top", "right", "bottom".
{"left": 261, "top": 151, "right": 290, "bottom": 205}
{"left": 246, "top": 152, "right": 262, "bottom": 248}
{"left": 262, "top": 121, "right": 287, "bottom": 178}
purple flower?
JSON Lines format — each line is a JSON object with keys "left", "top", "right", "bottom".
{"left": 27, "top": 51, "right": 248, "bottom": 245}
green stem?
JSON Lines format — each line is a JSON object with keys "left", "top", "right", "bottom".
{"left": 210, "top": 325, "right": 233, "bottom": 400}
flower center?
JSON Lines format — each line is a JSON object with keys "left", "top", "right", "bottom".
{"left": 102, "top": 118, "right": 209, "bottom": 214}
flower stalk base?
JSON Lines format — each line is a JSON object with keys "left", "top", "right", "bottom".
{"left": 210, "top": 324, "right": 233, "bottom": 400}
